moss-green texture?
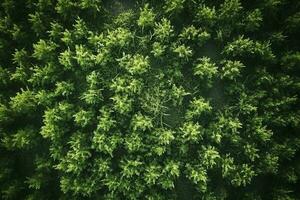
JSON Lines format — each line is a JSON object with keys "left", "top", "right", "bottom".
{"left": 0, "top": 0, "right": 300, "bottom": 199}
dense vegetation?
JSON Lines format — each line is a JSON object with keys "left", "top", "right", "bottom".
{"left": 0, "top": 0, "right": 300, "bottom": 199}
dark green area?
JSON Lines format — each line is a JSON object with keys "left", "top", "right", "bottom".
{"left": 0, "top": 0, "right": 300, "bottom": 199}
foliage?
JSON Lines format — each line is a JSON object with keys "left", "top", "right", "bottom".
{"left": 0, "top": 0, "right": 300, "bottom": 199}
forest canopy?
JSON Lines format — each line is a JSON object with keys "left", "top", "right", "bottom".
{"left": 0, "top": 0, "right": 300, "bottom": 199}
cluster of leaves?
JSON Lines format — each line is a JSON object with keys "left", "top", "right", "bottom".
{"left": 0, "top": 0, "right": 300, "bottom": 199}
